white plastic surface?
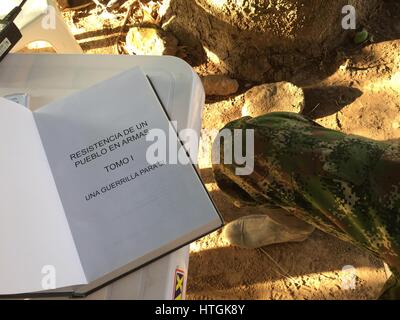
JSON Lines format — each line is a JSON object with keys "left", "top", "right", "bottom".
{"left": 0, "top": 0, "right": 48, "bottom": 29}
{"left": 0, "top": 54, "right": 205, "bottom": 299}
{"left": 1, "top": 0, "right": 83, "bottom": 53}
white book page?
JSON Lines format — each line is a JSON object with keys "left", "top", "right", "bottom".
{"left": 0, "top": 98, "right": 86, "bottom": 294}
{"left": 34, "top": 67, "right": 222, "bottom": 282}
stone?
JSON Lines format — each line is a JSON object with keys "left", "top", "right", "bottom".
{"left": 125, "top": 27, "right": 178, "bottom": 56}
{"left": 242, "top": 82, "right": 305, "bottom": 117}
{"left": 201, "top": 75, "right": 239, "bottom": 96}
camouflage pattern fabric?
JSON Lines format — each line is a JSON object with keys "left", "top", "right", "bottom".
{"left": 212, "top": 112, "right": 400, "bottom": 299}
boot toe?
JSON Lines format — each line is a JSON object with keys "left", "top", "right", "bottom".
{"left": 223, "top": 219, "right": 247, "bottom": 248}
{"left": 222, "top": 215, "right": 313, "bottom": 249}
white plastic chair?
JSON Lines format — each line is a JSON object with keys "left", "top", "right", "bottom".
{"left": 0, "top": 0, "right": 82, "bottom": 53}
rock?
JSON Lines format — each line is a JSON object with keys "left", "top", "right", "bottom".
{"left": 242, "top": 82, "right": 305, "bottom": 117}
{"left": 125, "top": 27, "right": 178, "bottom": 56}
{"left": 201, "top": 75, "right": 239, "bottom": 96}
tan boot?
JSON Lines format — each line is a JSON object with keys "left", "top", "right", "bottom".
{"left": 223, "top": 214, "right": 314, "bottom": 249}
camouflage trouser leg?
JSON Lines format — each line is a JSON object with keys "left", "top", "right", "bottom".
{"left": 212, "top": 112, "right": 400, "bottom": 299}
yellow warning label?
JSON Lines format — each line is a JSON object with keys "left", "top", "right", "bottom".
{"left": 174, "top": 268, "right": 185, "bottom": 300}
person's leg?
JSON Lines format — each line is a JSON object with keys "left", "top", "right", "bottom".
{"left": 212, "top": 112, "right": 400, "bottom": 298}
{"left": 223, "top": 208, "right": 315, "bottom": 249}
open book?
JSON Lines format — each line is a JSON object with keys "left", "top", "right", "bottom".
{"left": 0, "top": 67, "right": 222, "bottom": 297}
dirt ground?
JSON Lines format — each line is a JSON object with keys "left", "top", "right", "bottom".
{"left": 27, "top": 0, "right": 399, "bottom": 299}
{"left": 192, "top": 39, "right": 400, "bottom": 300}
{"left": 193, "top": 40, "right": 400, "bottom": 299}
